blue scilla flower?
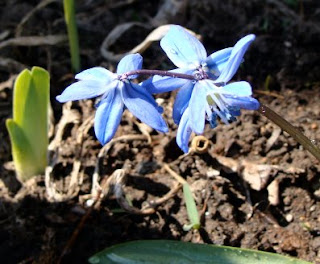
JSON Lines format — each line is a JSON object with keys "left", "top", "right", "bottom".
{"left": 142, "top": 25, "right": 259, "bottom": 152}
{"left": 176, "top": 79, "right": 260, "bottom": 153}
{"left": 56, "top": 53, "right": 168, "bottom": 145}
{"left": 142, "top": 25, "right": 257, "bottom": 124}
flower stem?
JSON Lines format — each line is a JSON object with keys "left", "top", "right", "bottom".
{"left": 258, "top": 104, "right": 320, "bottom": 162}
{"left": 123, "top": 69, "right": 196, "bottom": 80}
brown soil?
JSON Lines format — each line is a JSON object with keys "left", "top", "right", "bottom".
{"left": 0, "top": 0, "right": 320, "bottom": 263}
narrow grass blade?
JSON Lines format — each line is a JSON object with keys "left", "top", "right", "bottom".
{"left": 89, "top": 240, "right": 312, "bottom": 264}
{"left": 6, "top": 67, "right": 49, "bottom": 182}
{"left": 183, "top": 182, "right": 200, "bottom": 230}
{"left": 63, "top": 0, "right": 80, "bottom": 73}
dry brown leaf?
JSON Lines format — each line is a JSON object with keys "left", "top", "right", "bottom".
{"left": 100, "top": 22, "right": 150, "bottom": 62}
{"left": 151, "top": 0, "right": 187, "bottom": 26}
{"left": 100, "top": 24, "right": 200, "bottom": 62}
{"left": 0, "top": 35, "right": 67, "bottom": 50}
{"left": 265, "top": 126, "right": 282, "bottom": 152}
{"left": 214, "top": 155, "right": 239, "bottom": 173}
{"left": 240, "top": 160, "right": 279, "bottom": 191}
{"left": 267, "top": 178, "right": 280, "bottom": 206}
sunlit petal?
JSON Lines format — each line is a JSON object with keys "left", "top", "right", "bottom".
{"left": 75, "top": 67, "right": 116, "bottom": 82}
{"left": 205, "top": 47, "right": 232, "bottom": 77}
{"left": 223, "top": 95, "right": 260, "bottom": 110}
{"left": 117, "top": 53, "right": 143, "bottom": 78}
{"left": 176, "top": 107, "right": 192, "bottom": 153}
{"left": 173, "top": 81, "right": 195, "bottom": 124}
{"left": 215, "top": 34, "right": 255, "bottom": 83}
{"left": 221, "top": 81, "right": 252, "bottom": 97}
{"left": 160, "top": 25, "right": 207, "bottom": 68}
{"left": 94, "top": 89, "right": 124, "bottom": 145}
{"left": 56, "top": 80, "right": 115, "bottom": 102}
{"left": 189, "top": 81, "right": 208, "bottom": 134}
{"left": 121, "top": 82, "right": 168, "bottom": 133}
{"left": 142, "top": 68, "right": 192, "bottom": 93}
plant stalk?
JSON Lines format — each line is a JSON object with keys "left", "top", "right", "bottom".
{"left": 258, "top": 104, "right": 320, "bottom": 162}
{"left": 63, "top": 0, "right": 80, "bottom": 73}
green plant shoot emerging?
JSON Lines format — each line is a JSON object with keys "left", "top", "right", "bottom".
{"left": 6, "top": 67, "right": 49, "bottom": 182}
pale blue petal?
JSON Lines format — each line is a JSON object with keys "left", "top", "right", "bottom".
{"left": 75, "top": 67, "right": 116, "bottom": 82}
{"left": 131, "top": 82, "right": 163, "bottom": 113}
{"left": 221, "top": 81, "right": 252, "bottom": 97}
{"left": 205, "top": 47, "right": 232, "bottom": 77}
{"left": 176, "top": 107, "right": 192, "bottom": 153}
{"left": 120, "top": 82, "right": 168, "bottom": 133}
{"left": 224, "top": 95, "right": 260, "bottom": 110}
{"left": 94, "top": 89, "right": 124, "bottom": 145}
{"left": 56, "top": 80, "right": 115, "bottom": 102}
{"left": 189, "top": 81, "right": 208, "bottom": 134}
{"left": 216, "top": 34, "right": 256, "bottom": 83}
{"left": 117, "top": 53, "right": 143, "bottom": 78}
{"left": 160, "top": 25, "right": 207, "bottom": 69}
{"left": 172, "top": 81, "right": 195, "bottom": 124}
{"left": 142, "top": 68, "right": 192, "bottom": 93}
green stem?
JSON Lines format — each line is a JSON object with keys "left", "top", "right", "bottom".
{"left": 63, "top": 0, "right": 80, "bottom": 73}
{"left": 258, "top": 104, "right": 320, "bottom": 162}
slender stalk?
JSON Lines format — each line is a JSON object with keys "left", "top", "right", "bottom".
{"left": 122, "top": 69, "right": 196, "bottom": 80}
{"left": 258, "top": 104, "right": 320, "bottom": 162}
{"left": 63, "top": 0, "right": 80, "bottom": 73}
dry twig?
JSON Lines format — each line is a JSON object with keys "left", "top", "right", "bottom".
{"left": 0, "top": 35, "right": 67, "bottom": 50}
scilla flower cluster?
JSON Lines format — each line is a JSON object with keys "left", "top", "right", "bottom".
{"left": 57, "top": 25, "right": 259, "bottom": 153}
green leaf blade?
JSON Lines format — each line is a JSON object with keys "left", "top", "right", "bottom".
{"left": 89, "top": 240, "right": 312, "bottom": 264}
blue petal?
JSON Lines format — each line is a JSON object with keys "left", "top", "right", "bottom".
{"left": 172, "top": 81, "right": 195, "bottom": 124}
{"left": 117, "top": 53, "right": 143, "bottom": 78}
{"left": 205, "top": 47, "right": 232, "bottom": 77}
{"left": 94, "top": 89, "right": 124, "bottom": 145}
{"left": 227, "top": 106, "right": 241, "bottom": 116}
{"left": 209, "top": 112, "right": 218, "bottom": 128}
{"left": 224, "top": 95, "right": 260, "bottom": 110}
{"left": 56, "top": 80, "right": 116, "bottom": 102}
{"left": 221, "top": 81, "right": 252, "bottom": 97}
{"left": 160, "top": 25, "right": 207, "bottom": 69}
{"left": 142, "top": 68, "right": 191, "bottom": 94}
{"left": 189, "top": 81, "right": 208, "bottom": 134}
{"left": 75, "top": 67, "right": 116, "bottom": 82}
{"left": 120, "top": 82, "right": 168, "bottom": 133}
{"left": 176, "top": 107, "right": 192, "bottom": 153}
{"left": 215, "top": 34, "right": 255, "bottom": 83}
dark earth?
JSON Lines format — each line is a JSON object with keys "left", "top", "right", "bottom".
{"left": 0, "top": 0, "right": 320, "bottom": 263}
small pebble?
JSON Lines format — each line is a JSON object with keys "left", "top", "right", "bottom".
{"left": 206, "top": 168, "right": 220, "bottom": 178}
{"left": 314, "top": 189, "right": 320, "bottom": 199}
{"left": 310, "top": 205, "right": 316, "bottom": 212}
{"left": 311, "top": 123, "right": 318, "bottom": 130}
{"left": 85, "top": 199, "right": 95, "bottom": 207}
{"left": 285, "top": 214, "right": 293, "bottom": 222}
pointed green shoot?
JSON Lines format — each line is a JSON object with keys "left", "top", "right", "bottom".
{"left": 183, "top": 182, "right": 200, "bottom": 230}
{"left": 63, "top": 0, "right": 81, "bottom": 73}
{"left": 6, "top": 67, "right": 49, "bottom": 182}
{"left": 89, "top": 240, "right": 312, "bottom": 264}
